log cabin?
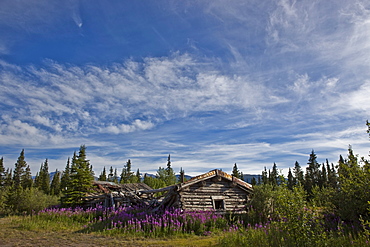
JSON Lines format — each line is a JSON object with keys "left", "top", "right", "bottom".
{"left": 140, "top": 169, "right": 253, "bottom": 213}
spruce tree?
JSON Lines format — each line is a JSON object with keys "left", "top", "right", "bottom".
{"left": 120, "top": 160, "right": 134, "bottom": 184}
{"left": 4, "top": 168, "right": 13, "bottom": 187}
{"left": 293, "top": 161, "right": 304, "bottom": 186}
{"left": 34, "top": 171, "right": 40, "bottom": 188}
{"left": 113, "top": 168, "right": 118, "bottom": 183}
{"left": 336, "top": 146, "right": 369, "bottom": 221}
{"left": 179, "top": 167, "right": 185, "bottom": 183}
{"left": 269, "top": 163, "right": 279, "bottom": 187}
{"left": 261, "top": 167, "right": 268, "bottom": 185}
{"left": 305, "top": 150, "right": 320, "bottom": 195}
{"left": 62, "top": 145, "right": 94, "bottom": 206}
{"left": 165, "top": 155, "right": 177, "bottom": 185}
{"left": 50, "top": 169, "right": 61, "bottom": 196}
{"left": 22, "top": 165, "right": 33, "bottom": 189}
{"left": 327, "top": 162, "right": 338, "bottom": 189}
{"left": 98, "top": 167, "right": 107, "bottom": 181}
{"left": 156, "top": 155, "right": 177, "bottom": 186}
{"left": 13, "top": 149, "right": 27, "bottom": 188}
{"left": 36, "top": 159, "right": 50, "bottom": 194}
{"left": 287, "top": 168, "right": 294, "bottom": 190}
{"left": 61, "top": 158, "right": 71, "bottom": 193}
{"left": 135, "top": 168, "right": 141, "bottom": 182}
{"left": 232, "top": 163, "right": 243, "bottom": 179}
{"left": 320, "top": 161, "right": 327, "bottom": 188}
{"left": 108, "top": 166, "right": 114, "bottom": 182}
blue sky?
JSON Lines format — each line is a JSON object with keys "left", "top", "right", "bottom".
{"left": 1, "top": 0, "right": 370, "bottom": 177}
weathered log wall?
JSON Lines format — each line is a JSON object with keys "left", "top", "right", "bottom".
{"left": 179, "top": 177, "right": 250, "bottom": 212}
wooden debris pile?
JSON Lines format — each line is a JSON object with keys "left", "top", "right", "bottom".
{"left": 83, "top": 181, "right": 153, "bottom": 208}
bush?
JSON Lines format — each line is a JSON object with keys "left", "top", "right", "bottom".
{"left": 4, "top": 186, "right": 59, "bottom": 215}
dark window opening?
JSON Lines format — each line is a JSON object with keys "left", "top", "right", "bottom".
{"left": 214, "top": 199, "right": 225, "bottom": 210}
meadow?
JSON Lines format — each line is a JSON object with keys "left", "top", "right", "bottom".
{"left": 1, "top": 201, "right": 369, "bottom": 247}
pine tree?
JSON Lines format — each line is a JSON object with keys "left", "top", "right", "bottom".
{"left": 13, "top": 149, "right": 28, "bottom": 188}
{"left": 62, "top": 145, "right": 94, "bottom": 206}
{"left": 98, "top": 167, "right": 107, "bottom": 181}
{"left": 50, "top": 169, "right": 61, "bottom": 196}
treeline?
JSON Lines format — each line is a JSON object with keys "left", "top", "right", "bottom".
{"left": 0, "top": 146, "right": 94, "bottom": 214}
{"left": 0, "top": 146, "right": 182, "bottom": 215}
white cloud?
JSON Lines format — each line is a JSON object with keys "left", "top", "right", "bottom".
{"left": 1, "top": 53, "right": 279, "bottom": 141}
{"left": 103, "top": 120, "right": 155, "bottom": 134}
{"left": 345, "top": 81, "right": 370, "bottom": 112}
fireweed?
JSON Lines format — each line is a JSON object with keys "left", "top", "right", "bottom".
{"left": 32, "top": 204, "right": 242, "bottom": 237}
{"left": 84, "top": 205, "right": 240, "bottom": 236}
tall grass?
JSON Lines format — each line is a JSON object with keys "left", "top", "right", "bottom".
{"left": 15, "top": 193, "right": 370, "bottom": 246}
{"left": 218, "top": 221, "right": 370, "bottom": 247}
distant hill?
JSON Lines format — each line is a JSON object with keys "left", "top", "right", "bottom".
{"left": 32, "top": 171, "right": 58, "bottom": 181}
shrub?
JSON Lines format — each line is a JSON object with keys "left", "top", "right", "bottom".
{"left": 5, "top": 187, "right": 59, "bottom": 215}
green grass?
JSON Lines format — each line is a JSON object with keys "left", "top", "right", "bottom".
{"left": 0, "top": 216, "right": 219, "bottom": 247}
{"left": 218, "top": 225, "right": 370, "bottom": 247}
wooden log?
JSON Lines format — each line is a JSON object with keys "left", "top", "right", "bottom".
{"left": 140, "top": 185, "right": 177, "bottom": 194}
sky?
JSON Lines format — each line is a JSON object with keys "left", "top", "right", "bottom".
{"left": 0, "top": 0, "right": 370, "bottom": 177}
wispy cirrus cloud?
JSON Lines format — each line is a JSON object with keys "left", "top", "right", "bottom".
{"left": 0, "top": 53, "right": 280, "bottom": 141}
{"left": 1, "top": 0, "right": 370, "bottom": 177}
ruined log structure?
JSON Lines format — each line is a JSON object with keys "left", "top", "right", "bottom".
{"left": 84, "top": 169, "right": 253, "bottom": 213}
